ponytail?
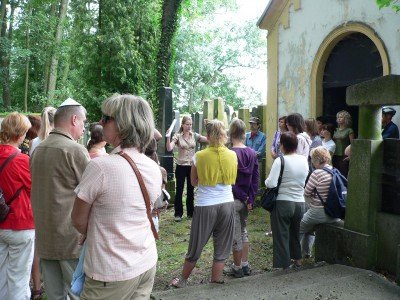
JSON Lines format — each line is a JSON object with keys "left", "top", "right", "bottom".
{"left": 38, "top": 106, "right": 56, "bottom": 140}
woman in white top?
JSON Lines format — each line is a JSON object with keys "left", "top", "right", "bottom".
{"left": 285, "top": 113, "right": 312, "bottom": 158}
{"left": 265, "top": 132, "right": 309, "bottom": 269}
{"left": 321, "top": 123, "right": 336, "bottom": 157}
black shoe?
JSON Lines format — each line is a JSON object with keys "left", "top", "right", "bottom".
{"left": 242, "top": 265, "right": 251, "bottom": 276}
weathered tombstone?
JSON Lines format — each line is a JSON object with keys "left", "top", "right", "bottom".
{"left": 174, "top": 110, "right": 180, "bottom": 133}
{"left": 202, "top": 100, "right": 214, "bottom": 135}
{"left": 158, "top": 87, "right": 174, "bottom": 180}
{"left": 225, "top": 105, "right": 234, "bottom": 124}
{"left": 238, "top": 108, "right": 250, "bottom": 131}
{"left": 193, "top": 112, "right": 203, "bottom": 151}
{"left": 315, "top": 75, "right": 400, "bottom": 282}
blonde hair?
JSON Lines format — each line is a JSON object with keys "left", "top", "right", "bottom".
{"left": 305, "top": 118, "right": 319, "bottom": 138}
{"left": 310, "top": 146, "right": 331, "bottom": 166}
{"left": 206, "top": 119, "right": 227, "bottom": 147}
{"left": 0, "top": 112, "right": 31, "bottom": 144}
{"left": 336, "top": 110, "right": 352, "bottom": 128}
{"left": 179, "top": 116, "right": 192, "bottom": 133}
{"left": 101, "top": 94, "right": 154, "bottom": 152}
{"left": 229, "top": 118, "right": 246, "bottom": 142}
{"left": 38, "top": 106, "right": 57, "bottom": 140}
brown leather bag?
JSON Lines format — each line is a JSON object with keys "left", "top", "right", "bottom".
{"left": 118, "top": 151, "right": 159, "bottom": 240}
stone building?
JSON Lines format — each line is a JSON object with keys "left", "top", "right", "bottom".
{"left": 257, "top": 0, "right": 400, "bottom": 171}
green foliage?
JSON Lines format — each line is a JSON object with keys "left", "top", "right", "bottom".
{"left": 376, "top": 0, "right": 400, "bottom": 12}
{"left": 172, "top": 1, "right": 266, "bottom": 113}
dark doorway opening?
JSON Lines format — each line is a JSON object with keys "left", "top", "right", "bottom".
{"left": 323, "top": 33, "right": 383, "bottom": 135}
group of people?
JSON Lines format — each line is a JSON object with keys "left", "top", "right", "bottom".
{"left": 0, "top": 94, "right": 399, "bottom": 299}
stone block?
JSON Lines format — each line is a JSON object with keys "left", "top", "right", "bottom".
{"left": 346, "top": 75, "right": 400, "bottom": 106}
{"left": 345, "top": 139, "right": 383, "bottom": 234}
{"left": 315, "top": 223, "right": 377, "bottom": 270}
{"left": 238, "top": 108, "right": 250, "bottom": 131}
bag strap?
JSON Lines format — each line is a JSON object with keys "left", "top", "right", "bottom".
{"left": 118, "top": 151, "right": 159, "bottom": 240}
{"left": 276, "top": 155, "right": 285, "bottom": 188}
{"left": 0, "top": 151, "right": 19, "bottom": 174}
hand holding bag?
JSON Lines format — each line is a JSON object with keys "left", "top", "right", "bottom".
{"left": 261, "top": 155, "right": 285, "bottom": 212}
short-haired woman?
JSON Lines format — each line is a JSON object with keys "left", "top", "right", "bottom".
{"left": 300, "top": 146, "right": 340, "bottom": 258}
{"left": 87, "top": 123, "right": 107, "bottom": 159}
{"left": 166, "top": 116, "right": 207, "bottom": 221}
{"left": 0, "top": 112, "right": 35, "bottom": 300}
{"left": 285, "top": 113, "right": 312, "bottom": 158}
{"left": 333, "top": 110, "right": 354, "bottom": 177}
{"left": 321, "top": 123, "right": 336, "bottom": 156}
{"left": 171, "top": 120, "right": 237, "bottom": 287}
{"left": 265, "top": 131, "right": 309, "bottom": 269}
{"left": 224, "top": 118, "right": 259, "bottom": 278}
{"left": 270, "top": 116, "right": 287, "bottom": 159}
{"left": 72, "top": 94, "right": 162, "bottom": 299}
{"left": 305, "top": 118, "right": 322, "bottom": 150}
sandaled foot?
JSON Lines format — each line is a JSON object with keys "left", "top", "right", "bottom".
{"left": 31, "top": 289, "right": 44, "bottom": 300}
{"left": 169, "top": 277, "right": 187, "bottom": 288}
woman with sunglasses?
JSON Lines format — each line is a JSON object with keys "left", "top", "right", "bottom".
{"left": 72, "top": 94, "right": 162, "bottom": 299}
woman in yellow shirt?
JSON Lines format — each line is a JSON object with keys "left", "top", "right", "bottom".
{"left": 170, "top": 120, "right": 237, "bottom": 287}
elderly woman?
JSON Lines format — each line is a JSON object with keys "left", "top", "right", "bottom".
{"left": 71, "top": 94, "right": 162, "bottom": 299}
{"left": 333, "top": 110, "right": 354, "bottom": 177}
{"left": 0, "top": 112, "right": 35, "bottom": 300}
{"left": 265, "top": 132, "right": 309, "bottom": 269}
{"left": 300, "top": 147, "right": 341, "bottom": 258}
{"left": 224, "top": 118, "right": 259, "bottom": 278}
{"left": 285, "top": 113, "right": 312, "bottom": 158}
{"left": 166, "top": 116, "right": 207, "bottom": 221}
{"left": 171, "top": 120, "right": 237, "bottom": 287}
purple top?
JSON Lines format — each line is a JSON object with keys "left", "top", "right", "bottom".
{"left": 231, "top": 147, "right": 259, "bottom": 205}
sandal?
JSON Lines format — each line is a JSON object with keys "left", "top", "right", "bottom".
{"left": 210, "top": 280, "right": 225, "bottom": 284}
{"left": 31, "top": 289, "right": 44, "bottom": 300}
{"left": 169, "top": 277, "right": 187, "bottom": 288}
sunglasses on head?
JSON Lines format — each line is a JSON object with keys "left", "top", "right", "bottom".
{"left": 101, "top": 114, "right": 113, "bottom": 123}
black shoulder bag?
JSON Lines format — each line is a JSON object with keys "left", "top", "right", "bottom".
{"left": 261, "top": 155, "right": 285, "bottom": 212}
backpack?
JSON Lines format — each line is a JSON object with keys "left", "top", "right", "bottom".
{"left": 315, "top": 167, "right": 347, "bottom": 219}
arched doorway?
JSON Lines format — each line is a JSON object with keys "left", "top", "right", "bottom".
{"left": 310, "top": 22, "right": 390, "bottom": 135}
{"left": 323, "top": 33, "right": 383, "bottom": 134}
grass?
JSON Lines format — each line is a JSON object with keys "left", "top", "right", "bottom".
{"left": 153, "top": 202, "right": 274, "bottom": 292}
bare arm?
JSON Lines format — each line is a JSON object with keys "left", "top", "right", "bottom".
{"left": 71, "top": 197, "right": 91, "bottom": 235}
{"left": 190, "top": 165, "right": 199, "bottom": 187}
{"left": 198, "top": 135, "right": 208, "bottom": 143}
{"left": 349, "top": 132, "right": 355, "bottom": 143}
{"left": 154, "top": 128, "right": 162, "bottom": 141}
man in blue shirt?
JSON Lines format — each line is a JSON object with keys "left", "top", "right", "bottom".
{"left": 245, "top": 117, "right": 266, "bottom": 161}
{"left": 382, "top": 107, "right": 399, "bottom": 139}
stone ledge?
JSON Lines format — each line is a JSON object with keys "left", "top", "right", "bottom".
{"left": 346, "top": 75, "right": 400, "bottom": 106}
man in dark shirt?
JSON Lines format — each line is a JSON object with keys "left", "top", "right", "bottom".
{"left": 382, "top": 107, "right": 399, "bottom": 139}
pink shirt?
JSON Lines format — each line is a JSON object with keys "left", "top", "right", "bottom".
{"left": 75, "top": 146, "right": 162, "bottom": 282}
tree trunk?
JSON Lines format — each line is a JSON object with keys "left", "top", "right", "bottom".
{"left": 23, "top": 4, "right": 32, "bottom": 112}
{"left": 43, "top": 2, "right": 58, "bottom": 96}
{"left": 156, "top": 0, "right": 183, "bottom": 89}
{"left": 1, "top": 0, "right": 15, "bottom": 109}
{"left": 47, "top": 0, "right": 69, "bottom": 102}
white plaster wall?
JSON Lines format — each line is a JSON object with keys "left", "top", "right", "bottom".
{"left": 277, "top": 0, "right": 400, "bottom": 121}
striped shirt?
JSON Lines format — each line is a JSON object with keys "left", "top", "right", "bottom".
{"left": 304, "top": 167, "right": 333, "bottom": 207}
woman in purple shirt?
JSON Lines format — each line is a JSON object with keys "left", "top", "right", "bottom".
{"left": 224, "top": 118, "right": 259, "bottom": 278}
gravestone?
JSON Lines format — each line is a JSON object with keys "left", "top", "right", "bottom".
{"left": 238, "top": 108, "right": 250, "bottom": 131}
{"left": 158, "top": 87, "right": 174, "bottom": 180}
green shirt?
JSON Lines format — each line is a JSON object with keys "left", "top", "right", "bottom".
{"left": 333, "top": 127, "right": 353, "bottom": 156}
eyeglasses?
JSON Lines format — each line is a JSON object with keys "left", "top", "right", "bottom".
{"left": 101, "top": 114, "right": 113, "bottom": 124}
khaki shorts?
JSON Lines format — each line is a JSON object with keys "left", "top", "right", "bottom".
{"left": 186, "top": 201, "right": 235, "bottom": 262}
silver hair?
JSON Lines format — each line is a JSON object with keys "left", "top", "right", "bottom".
{"left": 101, "top": 94, "right": 154, "bottom": 152}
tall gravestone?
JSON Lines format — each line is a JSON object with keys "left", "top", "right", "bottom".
{"left": 238, "top": 108, "right": 250, "bottom": 131}
{"left": 158, "top": 87, "right": 174, "bottom": 180}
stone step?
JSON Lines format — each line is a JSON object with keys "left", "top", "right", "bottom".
{"left": 152, "top": 264, "right": 400, "bottom": 299}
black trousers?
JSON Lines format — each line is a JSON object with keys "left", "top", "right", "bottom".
{"left": 174, "top": 165, "right": 194, "bottom": 217}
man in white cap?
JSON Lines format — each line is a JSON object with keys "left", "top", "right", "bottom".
{"left": 382, "top": 106, "right": 399, "bottom": 139}
{"left": 30, "top": 98, "right": 90, "bottom": 300}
